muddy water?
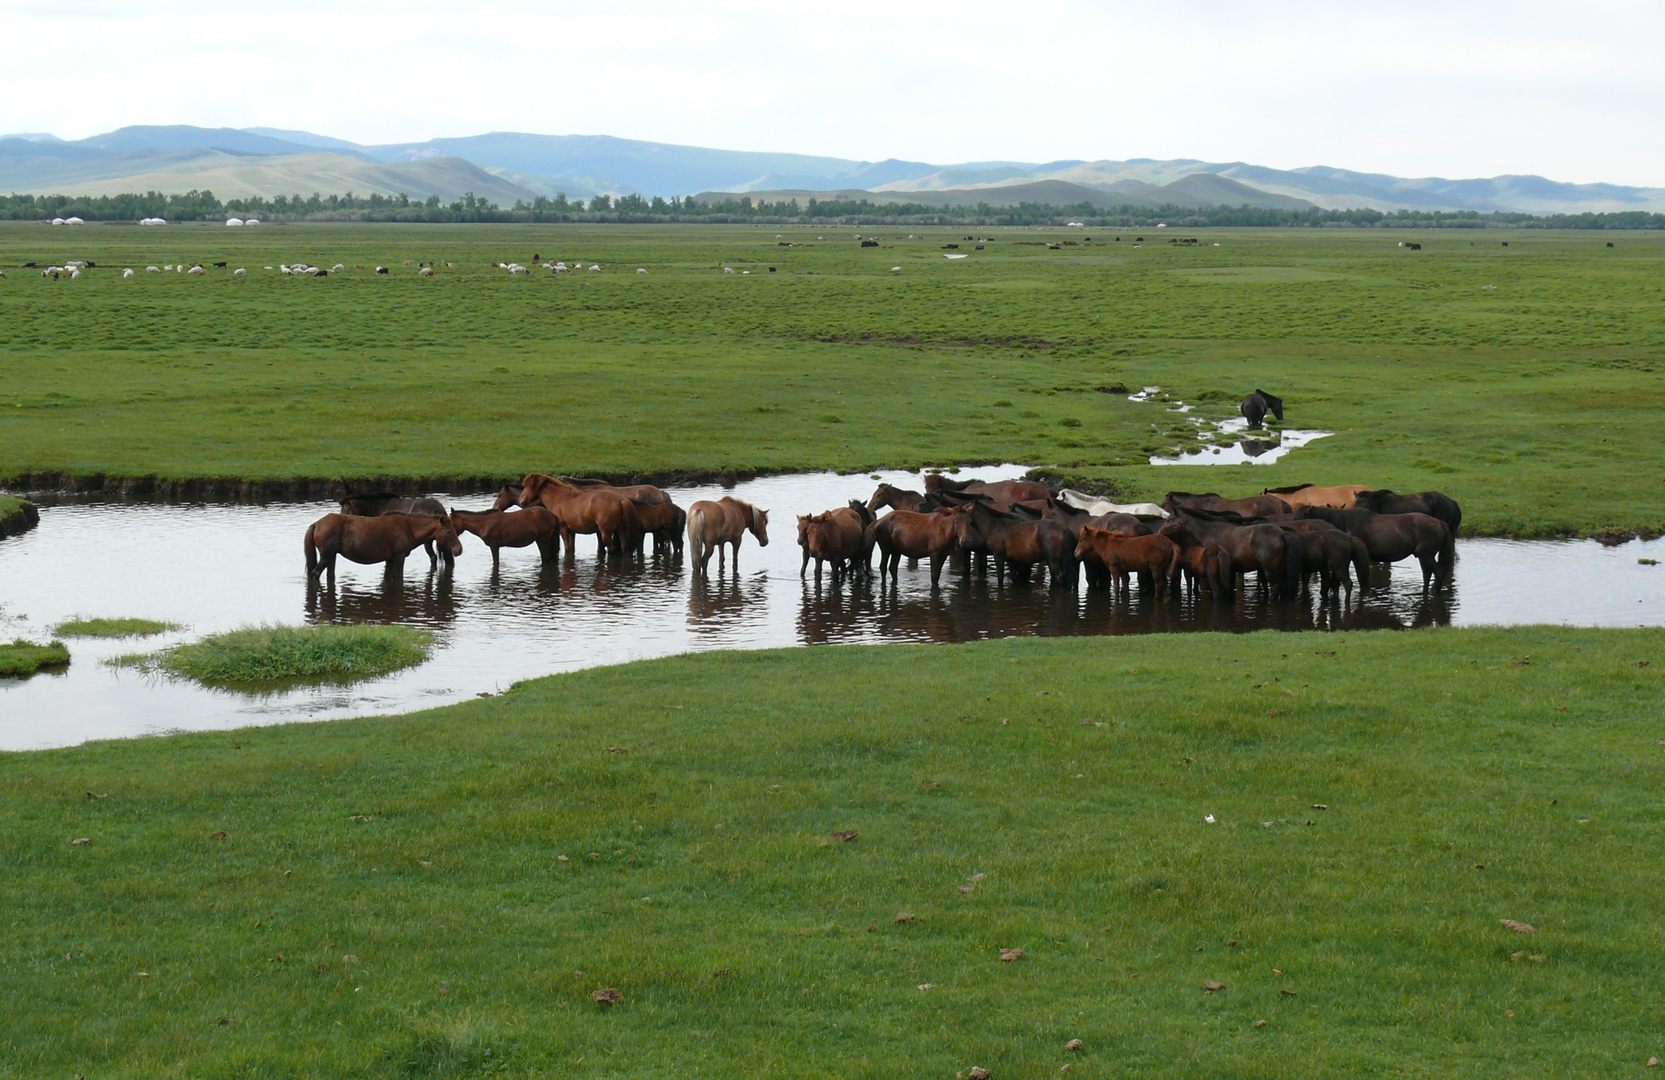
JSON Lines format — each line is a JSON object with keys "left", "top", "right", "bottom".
{"left": 3, "top": 466, "right": 1663, "bottom": 750}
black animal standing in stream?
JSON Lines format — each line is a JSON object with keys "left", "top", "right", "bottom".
{"left": 1240, "top": 389, "right": 1285, "bottom": 430}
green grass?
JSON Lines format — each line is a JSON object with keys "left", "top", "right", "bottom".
{"left": 0, "top": 638, "right": 68, "bottom": 677}
{"left": 4, "top": 627, "right": 1663, "bottom": 1077}
{"left": 2, "top": 224, "right": 1664, "bottom": 535}
{"left": 117, "top": 623, "right": 432, "bottom": 686}
{"left": 52, "top": 616, "right": 179, "bottom": 639}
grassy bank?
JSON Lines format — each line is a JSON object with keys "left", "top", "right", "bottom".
{"left": 4, "top": 627, "right": 1663, "bottom": 1077}
{"left": 0, "top": 494, "right": 38, "bottom": 539}
{"left": 0, "top": 638, "right": 68, "bottom": 677}
{"left": 2, "top": 224, "right": 1663, "bottom": 535}
{"left": 118, "top": 624, "right": 431, "bottom": 685}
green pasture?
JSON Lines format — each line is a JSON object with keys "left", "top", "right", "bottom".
{"left": 4, "top": 627, "right": 1663, "bottom": 1078}
{"left": 1, "top": 223, "right": 1662, "bottom": 535}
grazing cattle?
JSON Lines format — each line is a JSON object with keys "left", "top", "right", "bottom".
{"left": 304, "top": 512, "right": 461, "bottom": 581}
{"left": 1160, "top": 507, "right": 1303, "bottom": 599}
{"left": 873, "top": 505, "right": 979, "bottom": 587}
{"left": 1262, "top": 483, "right": 1373, "bottom": 509}
{"left": 447, "top": 506, "right": 561, "bottom": 567}
{"left": 517, "top": 473, "right": 643, "bottom": 558}
{"left": 1240, "top": 389, "right": 1284, "bottom": 430}
{"left": 1165, "top": 490, "right": 1293, "bottom": 518}
{"left": 1074, "top": 526, "right": 1180, "bottom": 599}
{"left": 1295, "top": 506, "right": 1453, "bottom": 588}
{"left": 1352, "top": 488, "right": 1463, "bottom": 538}
{"left": 687, "top": 496, "right": 769, "bottom": 575}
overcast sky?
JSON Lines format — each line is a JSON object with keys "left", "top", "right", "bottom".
{"left": 6, "top": 0, "right": 1662, "bottom": 185}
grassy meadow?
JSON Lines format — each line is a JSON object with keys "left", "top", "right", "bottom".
{"left": 2, "top": 223, "right": 1663, "bottom": 535}
{"left": 4, "top": 627, "right": 1664, "bottom": 1078}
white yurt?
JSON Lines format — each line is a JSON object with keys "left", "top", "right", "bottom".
{"left": 51, "top": 217, "right": 65, "bottom": 225}
{"left": 226, "top": 217, "right": 244, "bottom": 227}
{"left": 64, "top": 216, "right": 84, "bottom": 225}
{"left": 139, "top": 217, "right": 166, "bottom": 226}
{"left": 244, "top": 218, "right": 260, "bottom": 226}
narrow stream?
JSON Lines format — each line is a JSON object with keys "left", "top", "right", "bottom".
{"left": 2, "top": 466, "right": 1661, "bottom": 750}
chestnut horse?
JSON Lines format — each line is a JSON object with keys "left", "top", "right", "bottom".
{"left": 1074, "top": 526, "right": 1180, "bottom": 599}
{"left": 1263, "top": 483, "right": 1373, "bottom": 510}
{"left": 517, "top": 473, "right": 643, "bottom": 558}
{"left": 305, "top": 512, "right": 462, "bottom": 582}
{"left": 448, "top": 506, "right": 561, "bottom": 567}
{"left": 873, "top": 505, "right": 978, "bottom": 587}
{"left": 561, "top": 477, "right": 685, "bottom": 554}
{"left": 1178, "top": 542, "right": 1233, "bottom": 601}
{"left": 866, "top": 483, "right": 927, "bottom": 513}
{"left": 924, "top": 473, "right": 1053, "bottom": 504}
{"left": 687, "top": 496, "right": 769, "bottom": 575}
{"left": 339, "top": 491, "right": 450, "bottom": 565}
{"left": 799, "top": 502, "right": 874, "bottom": 582}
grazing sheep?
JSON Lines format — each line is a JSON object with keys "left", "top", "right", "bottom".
{"left": 418, "top": 266, "right": 434, "bottom": 276}
{"left": 588, "top": 264, "right": 600, "bottom": 271}
{"left": 332, "top": 263, "right": 345, "bottom": 272}
{"left": 280, "top": 264, "right": 293, "bottom": 274}
{"left": 123, "top": 268, "right": 135, "bottom": 278}
{"left": 637, "top": 267, "right": 647, "bottom": 274}
{"left": 147, "top": 265, "right": 160, "bottom": 273}
{"left": 890, "top": 266, "right": 902, "bottom": 273}
{"left": 188, "top": 265, "right": 206, "bottom": 275}
{"left": 233, "top": 267, "right": 246, "bottom": 276}
{"left": 724, "top": 266, "right": 734, "bottom": 273}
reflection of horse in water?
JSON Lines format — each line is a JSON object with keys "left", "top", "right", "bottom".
{"left": 305, "top": 566, "right": 458, "bottom": 627}
{"left": 687, "top": 568, "right": 767, "bottom": 630}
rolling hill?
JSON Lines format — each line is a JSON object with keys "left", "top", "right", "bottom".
{"left": 696, "top": 175, "right": 1313, "bottom": 211}
{"left": 5, "top": 124, "right": 1663, "bottom": 213}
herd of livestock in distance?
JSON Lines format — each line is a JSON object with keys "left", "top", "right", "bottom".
{"left": 301, "top": 472, "right": 1463, "bottom": 606}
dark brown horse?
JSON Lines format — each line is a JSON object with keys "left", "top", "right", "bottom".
{"left": 305, "top": 512, "right": 462, "bottom": 582}
{"left": 1295, "top": 506, "right": 1453, "bottom": 588}
{"left": 1352, "top": 489, "right": 1463, "bottom": 538}
{"left": 799, "top": 502, "right": 873, "bottom": 582}
{"left": 873, "top": 505, "right": 979, "bottom": 587}
{"left": 924, "top": 473, "right": 1054, "bottom": 504}
{"left": 1074, "top": 527, "right": 1179, "bottom": 599}
{"left": 1165, "top": 491, "right": 1295, "bottom": 518}
{"left": 1160, "top": 507, "right": 1303, "bottom": 599}
{"left": 866, "top": 483, "right": 927, "bottom": 513}
{"left": 1278, "top": 524, "right": 1371, "bottom": 601}
{"left": 339, "top": 491, "right": 450, "bottom": 565}
{"left": 960, "top": 500, "right": 1077, "bottom": 588}
{"left": 448, "top": 506, "right": 561, "bottom": 567}
{"left": 517, "top": 474, "right": 643, "bottom": 558}
{"left": 1177, "top": 542, "right": 1233, "bottom": 601}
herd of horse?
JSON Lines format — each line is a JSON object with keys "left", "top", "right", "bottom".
{"left": 300, "top": 472, "right": 1462, "bottom": 606}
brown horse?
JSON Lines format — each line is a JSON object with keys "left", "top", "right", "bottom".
{"left": 1352, "top": 489, "right": 1463, "bottom": 538}
{"left": 1074, "top": 526, "right": 1180, "bottom": 599}
{"left": 305, "top": 512, "right": 462, "bottom": 582}
{"left": 448, "top": 506, "right": 561, "bottom": 567}
{"left": 1294, "top": 506, "right": 1453, "bottom": 588}
{"left": 561, "top": 477, "right": 685, "bottom": 554}
{"left": 960, "top": 500, "right": 1077, "bottom": 588}
{"left": 687, "top": 496, "right": 769, "bottom": 575}
{"left": 517, "top": 473, "right": 643, "bottom": 558}
{"left": 924, "top": 473, "right": 1053, "bottom": 504}
{"left": 339, "top": 491, "right": 450, "bottom": 565}
{"left": 1177, "top": 542, "right": 1233, "bottom": 601}
{"left": 799, "top": 504, "right": 872, "bottom": 583}
{"left": 1164, "top": 491, "right": 1294, "bottom": 518}
{"left": 1160, "top": 507, "right": 1303, "bottom": 599}
{"left": 866, "top": 483, "right": 926, "bottom": 513}
{"left": 1263, "top": 483, "right": 1374, "bottom": 509}
{"left": 873, "top": 505, "right": 978, "bottom": 587}
{"left": 1277, "top": 524, "right": 1371, "bottom": 600}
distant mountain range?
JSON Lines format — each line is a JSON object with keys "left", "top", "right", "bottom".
{"left": 4, "top": 125, "right": 1663, "bottom": 214}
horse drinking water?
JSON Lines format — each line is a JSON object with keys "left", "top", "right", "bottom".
{"left": 304, "top": 513, "right": 462, "bottom": 583}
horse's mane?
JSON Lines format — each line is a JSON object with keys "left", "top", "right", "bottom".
{"left": 926, "top": 473, "right": 974, "bottom": 493}
{"left": 1263, "top": 484, "right": 1313, "bottom": 494}
{"left": 1164, "top": 491, "right": 1223, "bottom": 501}
{"left": 1175, "top": 506, "right": 1263, "bottom": 525}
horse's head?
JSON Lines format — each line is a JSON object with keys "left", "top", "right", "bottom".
{"left": 1159, "top": 517, "right": 1193, "bottom": 545}
{"left": 750, "top": 508, "right": 770, "bottom": 546}
{"left": 950, "top": 503, "right": 984, "bottom": 548}
{"left": 796, "top": 514, "right": 811, "bottom": 547}
{"left": 491, "top": 486, "right": 519, "bottom": 512}
{"left": 866, "top": 484, "right": 892, "bottom": 510}
{"left": 516, "top": 474, "right": 545, "bottom": 508}
{"left": 437, "top": 516, "right": 465, "bottom": 559}
{"left": 1074, "top": 525, "right": 1103, "bottom": 559}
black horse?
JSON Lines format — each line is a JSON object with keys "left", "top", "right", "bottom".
{"left": 1240, "top": 389, "right": 1285, "bottom": 430}
{"left": 1353, "top": 489, "right": 1463, "bottom": 539}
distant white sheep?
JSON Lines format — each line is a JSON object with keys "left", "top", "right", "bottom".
{"left": 636, "top": 268, "right": 647, "bottom": 274}
{"left": 188, "top": 265, "right": 206, "bottom": 275}
{"left": 890, "top": 266, "right": 901, "bottom": 273}
{"left": 163, "top": 264, "right": 175, "bottom": 271}
{"left": 418, "top": 266, "right": 433, "bottom": 276}
{"left": 588, "top": 264, "right": 600, "bottom": 271}
{"left": 233, "top": 267, "right": 246, "bottom": 276}
{"left": 123, "top": 268, "right": 135, "bottom": 278}
{"left": 332, "top": 263, "right": 345, "bottom": 272}
{"left": 146, "top": 265, "right": 160, "bottom": 273}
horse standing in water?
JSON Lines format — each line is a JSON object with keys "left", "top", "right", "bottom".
{"left": 339, "top": 491, "right": 451, "bottom": 566}
{"left": 448, "top": 506, "right": 562, "bottom": 567}
{"left": 687, "top": 496, "right": 769, "bottom": 576}
{"left": 517, "top": 473, "right": 643, "bottom": 558}
{"left": 305, "top": 513, "right": 462, "bottom": 583}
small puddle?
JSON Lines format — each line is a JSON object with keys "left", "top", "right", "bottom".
{"left": 1131, "top": 386, "right": 1333, "bottom": 465}
{"left": 3, "top": 467, "right": 1662, "bottom": 750}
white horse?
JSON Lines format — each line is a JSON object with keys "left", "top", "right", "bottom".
{"left": 1057, "top": 489, "right": 1168, "bottom": 519}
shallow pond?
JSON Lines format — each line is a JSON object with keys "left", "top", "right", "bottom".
{"left": 2, "top": 466, "right": 1662, "bottom": 750}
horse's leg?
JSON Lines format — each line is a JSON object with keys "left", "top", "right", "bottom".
{"left": 492, "top": 546, "right": 501, "bottom": 570}
{"left": 929, "top": 551, "right": 946, "bottom": 588}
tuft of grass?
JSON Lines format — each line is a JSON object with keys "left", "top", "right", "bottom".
{"left": 118, "top": 623, "right": 431, "bottom": 685}
{"left": 0, "top": 638, "right": 68, "bottom": 677}
{"left": 53, "top": 616, "right": 179, "bottom": 639}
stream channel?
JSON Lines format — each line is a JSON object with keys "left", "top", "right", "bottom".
{"left": 3, "top": 465, "right": 1662, "bottom": 750}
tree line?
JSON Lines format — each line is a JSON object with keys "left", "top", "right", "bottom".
{"left": 1, "top": 189, "right": 1661, "bottom": 229}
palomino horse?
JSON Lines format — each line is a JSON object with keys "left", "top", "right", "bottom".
{"left": 687, "top": 496, "right": 769, "bottom": 575}
{"left": 1074, "top": 526, "right": 1180, "bottom": 599}
{"left": 517, "top": 473, "right": 643, "bottom": 558}
{"left": 305, "top": 512, "right": 462, "bottom": 582}
{"left": 1262, "top": 484, "right": 1373, "bottom": 510}
{"left": 561, "top": 477, "right": 685, "bottom": 554}
{"left": 448, "top": 506, "right": 562, "bottom": 567}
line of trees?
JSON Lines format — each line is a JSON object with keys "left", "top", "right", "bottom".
{"left": 2, "top": 189, "right": 1662, "bottom": 229}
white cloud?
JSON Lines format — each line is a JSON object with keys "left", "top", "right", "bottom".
{"left": 2, "top": 0, "right": 1661, "bottom": 184}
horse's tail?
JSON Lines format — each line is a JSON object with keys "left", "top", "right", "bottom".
{"left": 304, "top": 521, "right": 319, "bottom": 577}
{"left": 687, "top": 506, "right": 706, "bottom": 567}
{"left": 1438, "top": 522, "right": 1456, "bottom": 582}
{"left": 619, "top": 498, "right": 643, "bottom": 554}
